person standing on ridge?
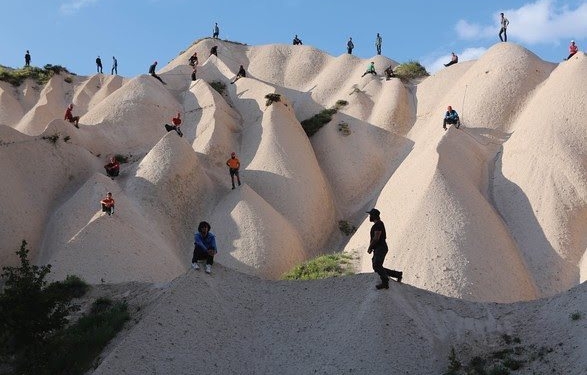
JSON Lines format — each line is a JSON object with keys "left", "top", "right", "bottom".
{"left": 443, "top": 105, "right": 460, "bottom": 130}
{"left": 149, "top": 61, "right": 166, "bottom": 84}
{"left": 191, "top": 221, "right": 217, "bottom": 274}
{"left": 361, "top": 61, "right": 377, "bottom": 77}
{"left": 347, "top": 37, "right": 354, "bottom": 54}
{"left": 100, "top": 192, "right": 115, "bottom": 216}
{"left": 111, "top": 56, "right": 118, "bottom": 75}
{"left": 293, "top": 34, "right": 303, "bottom": 45}
{"left": 24, "top": 50, "right": 31, "bottom": 67}
{"left": 499, "top": 12, "right": 509, "bottom": 42}
{"left": 230, "top": 65, "right": 246, "bottom": 84}
{"left": 164, "top": 112, "right": 183, "bottom": 137}
{"left": 96, "top": 56, "right": 103, "bottom": 73}
{"left": 226, "top": 151, "right": 241, "bottom": 189}
{"left": 366, "top": 208, "right": 403, "bottom": 290}
{"left": 444, "top": 52, "right": 458, "bottom": 67}
{"left": 212, "top": 22, "right": 220, "bottom": 39}
{"left": 375, "top": 33, "right": 382, "bottom": 55}
{"left": 64, "top": 104, "right": 80, "bottom": 128}
{"left": 566, "top": 40, "right": 578, "bottom": 60}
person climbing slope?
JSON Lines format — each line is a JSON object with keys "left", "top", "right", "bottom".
{"left": 231, "top": 65, "right": 246, "bottom": 84}
{"left": 64, "top": 104, "right": 80, "bottom": 128}
{"left": 164, "top": 113, "right": 183, "bottom": 137}
{"left": 361, "top": 61, "right": 377, "bottom": 77}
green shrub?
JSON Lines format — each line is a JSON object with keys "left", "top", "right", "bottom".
{"left": 114, "top": 154, "right": 129, "bottom": 163}
{"left": 488, "top": 364, "right": 509, "bottom": 375}
{"left": 265, "top": 93, "right": 281, "bottom": 106}
{"left": 469, "top": 356, "right": 486, "bottom": 373}
{"left": 43, "top": 298, "right": 129, "bottom": 375}
{"left": 0, "top": 240, "right": 79, "bottom": 371}
{"left": 338, "top": 220, "right": 356, "bottom": 235}
{"left": 0, "top": 64, "right": 73, "bottom": 86}
{"left": 447, "top": 347, "right": 461, "bottom": 372}
{"left": 45, "top": 275, "right": 90, "bottom": 300}
{"left": 210, "top": 81, "right": 226, "bottom": 95}
{"left": 503, "top": 357, "right": 522, "bottom": 370}
{"left": 337, "top": 122, "right": 351, "bottom": 136}
{"left": 282, "top": 253, "right": 354, "bottom": 280}
{"left": 64, "top": 76, "right": 73, "bottom": 84}
{"left": 41, "top": 133, "right": 60, "bottom": 144}
{"left": 393, "top": 61, "right": 429, "bottom": 81}
{"left": 570, "top": 311, "right": 582, "bottom": 320}
{"left": 300, "top": 99, "right": 348, "bottom": 137}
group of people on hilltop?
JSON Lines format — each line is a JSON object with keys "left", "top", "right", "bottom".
{"left": 94, "top": 56, "right": 118, "bottom": 74}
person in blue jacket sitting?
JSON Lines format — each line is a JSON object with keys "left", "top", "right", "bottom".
{"left": 191, "top": 221, "right": 217, "bottom": 274}
{"left": 443, "top": 105, "right": 461, "bottom": 130}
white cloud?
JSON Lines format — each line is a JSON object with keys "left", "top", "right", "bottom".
{"left": 455, "top": 0, "right": 587, "bottom": 45}
{"left": 426, "top": 47, "right": 487, "bottom": 74}
{"left": 60, "top": 0, "right": 99, "bottom": 15}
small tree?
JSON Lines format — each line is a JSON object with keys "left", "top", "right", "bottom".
{"left": 0, "top": 240, "right": 78, "bottom": 369}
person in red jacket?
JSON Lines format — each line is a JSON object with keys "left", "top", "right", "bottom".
{"left": 100, "top": 192, "right": 115, "bottom": 216}
{"left": 164, "top": 112, "right": 183, "bottom": 137}
{"left": 64, "top": 104, "right": 79, "bottom": 128}
{"left": 104, "top": 157, "right": 120, "bottom": 178}
{"left": 566, "top": 40, "right": 578, "bottom": 60}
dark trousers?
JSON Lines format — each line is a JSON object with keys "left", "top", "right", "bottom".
{"left": 101, "top": 204, "right": 114, "bottom": 215}
{"left": 164, "top": 124, "right": 183, "bottom": 137}
{"left": 105, "top": 167, "right": 119, "bottom": 177}
{"left": 567, "top": 52, "right": 577, "bottom": 60}
{"left": 229, "top": 168, "right": 241, "bottom": 187}
{"left": 192, "top": 250, "right": 214, "bottom": 265}
{"left": 111, "top": 66, "right": 117, "bottom": 74}
{"left": 499, "top": 28, "right": 507, "bottom": 42}
{"left": 372, "top": 246, "right": 401, "bottom": 286}
{"left": 97, "top": 64, "right": 103, "bottom": 73}
{"left": 376, "top": 45, "right": 381, "bottom": 55}
{"left": 444, "top": 61, "right": 457, "bottom": 67}
{"left": 347, "top": 48, "right": 353, "bottom": 54}
{"left": 443, "top": 118, "right": 460, "bottom": 129}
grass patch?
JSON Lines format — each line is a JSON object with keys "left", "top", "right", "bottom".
{"left": 393, "top": 61, "right": 429, "bottom": 81}
{"left": 282, "top": 253, "right": 354, "bottom": 280}
{"left": 0, "top": 64, "right": 73, "bottom": 86}
{"left": 0, "top": 240, "right": 128, "bottom": 375}
{"left": 44, "top": 298, "right": 130, "bottom": 375}
{"left": 210, "top": 80, "right": 226, "bottom": 95}
{"left": 338, "top": 220, "right": 356, "bottom": 236}
{"left": 63, "top": 76, "right": 73, "bottom": 84}
{"left": 337, "top": 122, "right": 351, "bottom": 135}
{"left": 265, "top": 93, "right": 281, "bottom": 106}
{"left": 63, "top": 135, "right": 71, "bottom": 143}
{"left": 570, "top": 311, "right": 582, "bottom": 320}
{"left": 300, "top": 100, "right": 348, "bottom": 137}
{"left": 41, "top": 133, "right": 60, "bottom": 145}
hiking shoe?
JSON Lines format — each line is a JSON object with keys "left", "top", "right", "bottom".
{"left": 205, "top": 265, "right": 211, "bottom": 274}
{"left": 375, "top": 283, "right": 389, "bottom": 290}
{"left": 397, "top": 272, "right": 403, "bottom": 283}
{"left": 192, "top": 262, "right": 200, "bottom": 270}
{"left": 232, "top": 186, "right": 235, "bottom": 190}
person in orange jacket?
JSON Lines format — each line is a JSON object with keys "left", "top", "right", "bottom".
{"left": 226, "top": 152, "right": 241, "bottom": 189}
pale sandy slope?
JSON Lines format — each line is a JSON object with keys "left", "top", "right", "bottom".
{"left": 0, "top": 40, "right": 584, "bottom": 304}
{"left": 92, "top": 267, "right": 586, "bottom": 375}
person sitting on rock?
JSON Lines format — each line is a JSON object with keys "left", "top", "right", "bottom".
{"left": 361, "top": 62, "right": 377, "bottom": 77}
{"left": 444, "top": 52, "right": 458, "bottom": 67}
{"left": 443, "top": 106, "right": 461, "bottom": 131}
{"left": 191, "top": 221, "right": 217, "bottom": 274}
{"left": 64, "top": 104, "right": 80, "bottom": 128}
{"left": 148, "top": 61, "right": 166, "bottom": 85}
{"left": 231, "top": 65, "right": 246, "bottom": 84}
{"left": 104, "top": 157, "right": 120, "bottom": 178}
{"left": 384, "top": 65, "right": 396, "bottom": 80}
{"left": 292, "top": 35, "right": 303, "bottom": 45}
{"left": 566, "top": 40, "right": 578, "bottom": 60}
{"left": 164, "top": 113, "right": 183, "bottom": 137}
{"left": 100, "top": 192, "right": 115, "bottom": 216}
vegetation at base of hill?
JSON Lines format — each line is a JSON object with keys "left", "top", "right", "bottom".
{"left": 0, "top": 240, "right": 129, "bottom": 375}
{"left": 282, "top": 253, "right": 355, "bottom": 280}
{"left": 114, "top": 154, "right": 129, "bottom": 163}
{"left": 41, "top": 133, "right": 61, "bottom": 145}
{"left": 300, "top": 99, "right": 348, "bottom": 137}
{"left": 443, "top": 334, "right": 559, "bottom": 375}
{"left": 393, "top": 61, "right": 429, "bottom": 81}
{"left": 0, "top": 64, "right": 74, "bottom": 87}
{"left": 210, "top": 80, "right": 226, "bottom": 95}
{"left": 338, "top": 220, "right": 356, "bottom": 235}
{"left": 265, "top": 93, "right": 281, "bottom": 106}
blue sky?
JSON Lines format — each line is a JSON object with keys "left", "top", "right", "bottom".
{"left": 1, "top": 0, "right": 585, "bottom": 77}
